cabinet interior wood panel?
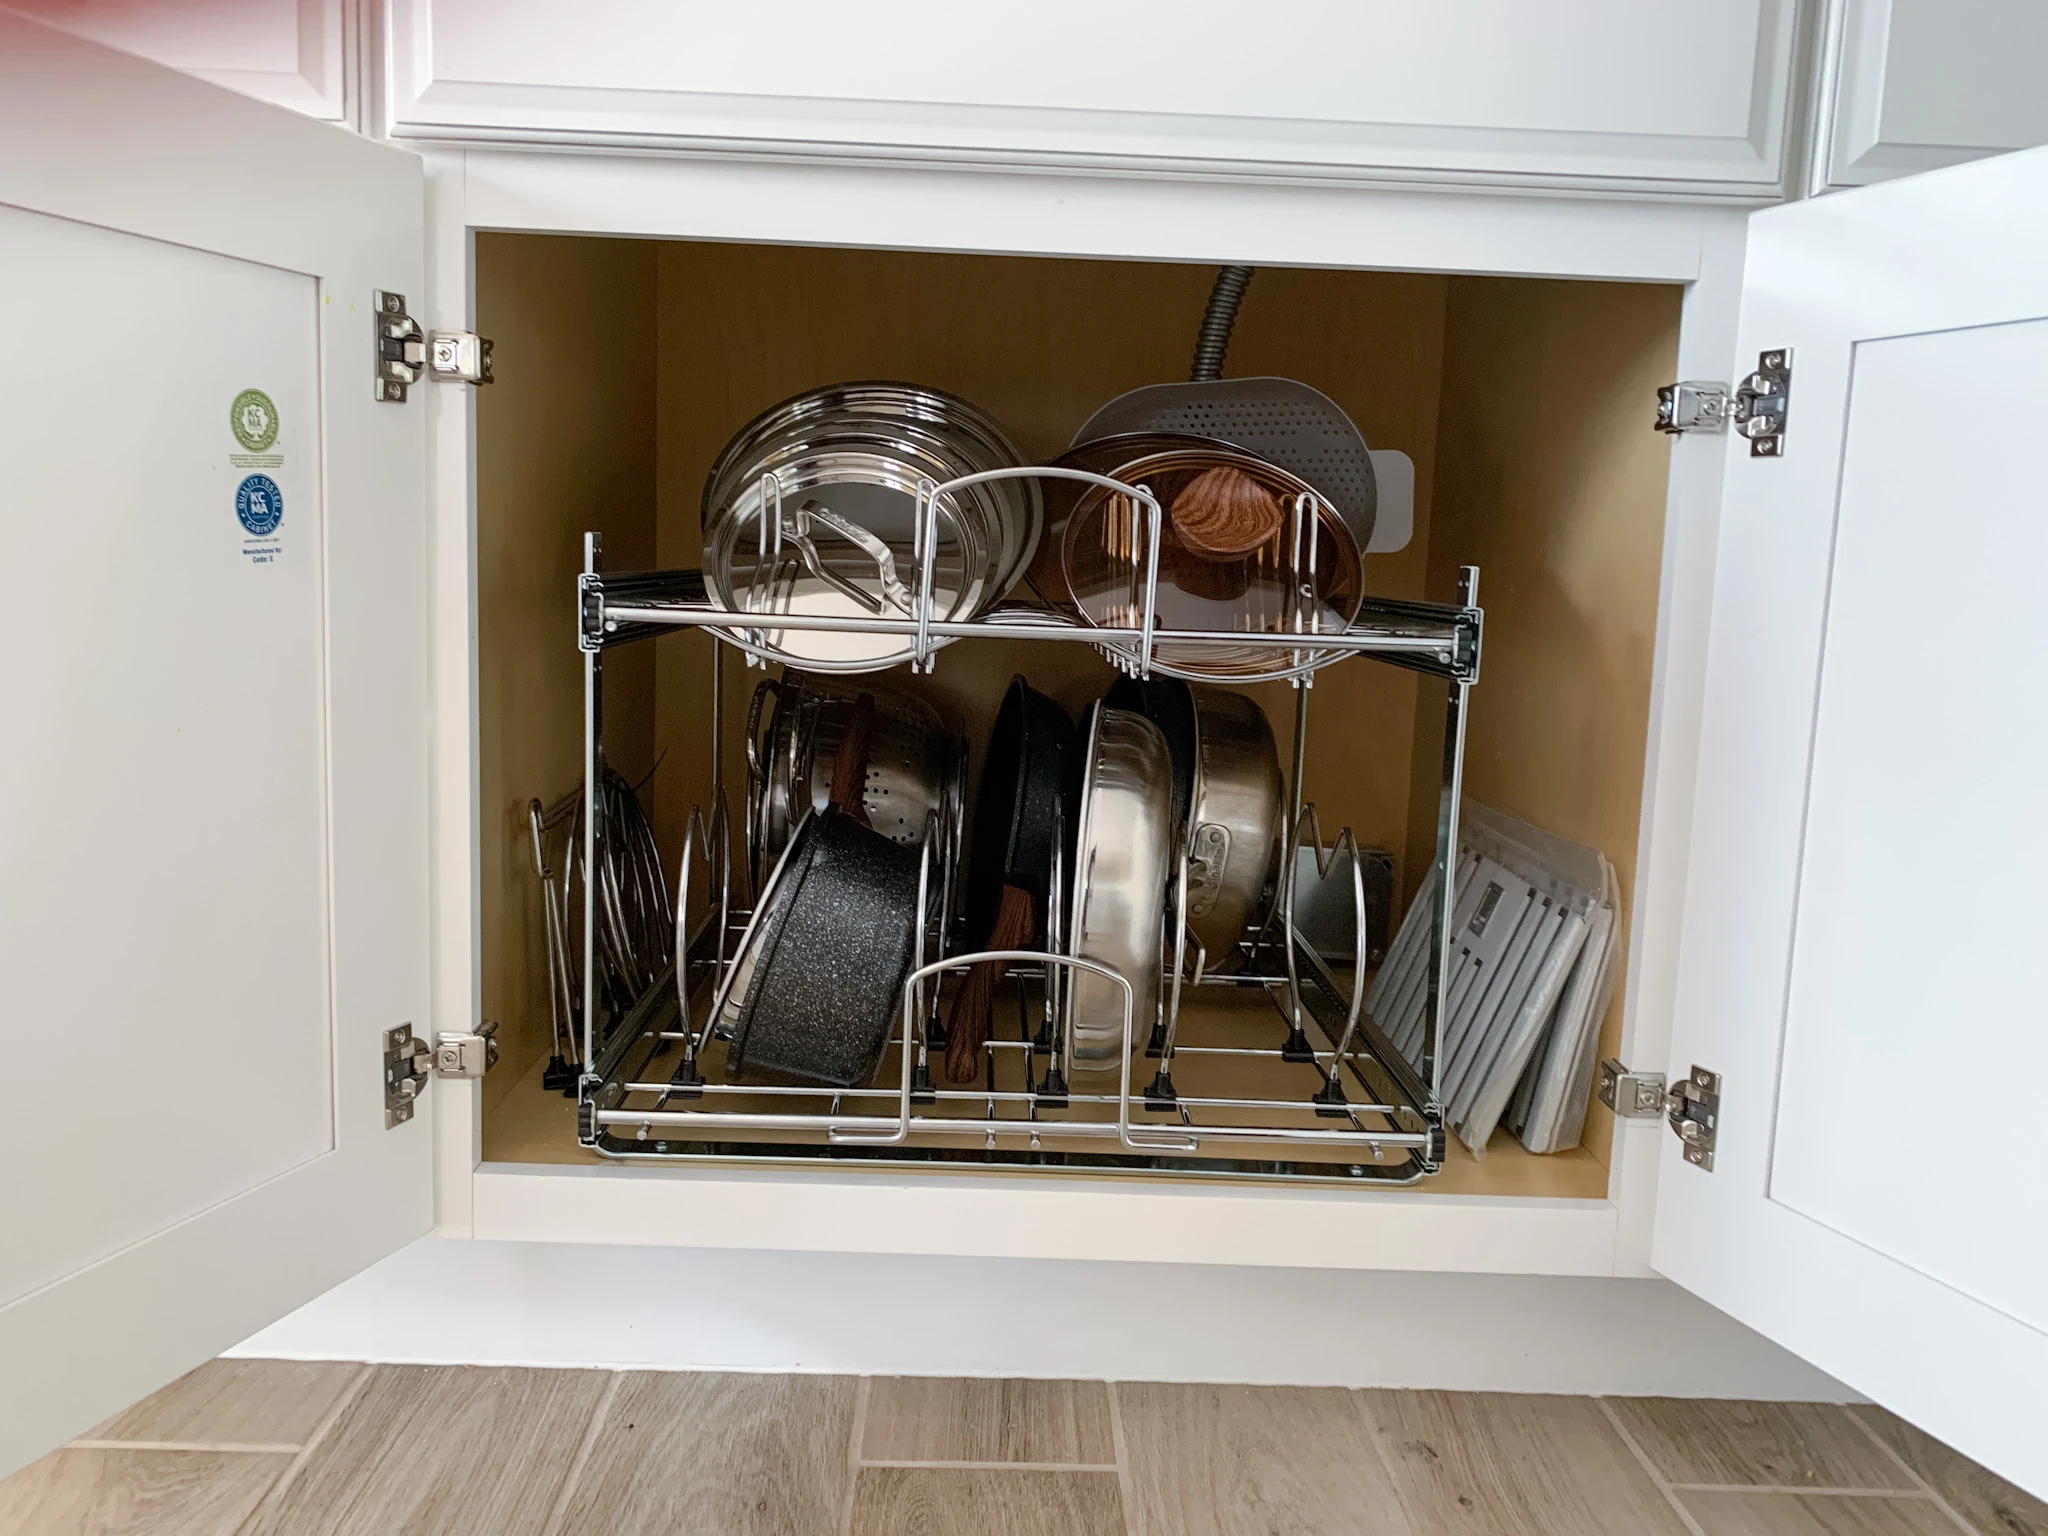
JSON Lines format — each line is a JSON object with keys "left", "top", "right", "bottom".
{"left": 389, "top": 0, "right": 1797, "bottom": 194}
{"left": 1409, "top": 275, "right": 1683, "bottom": 1168}
{"left": 645, "top": 242, "right": 1447, "bottom": 933}
{"left": 473, "top": 234, "right": 1675, "bottom": 1190}
{"left": 474, "top": 233, "right": 662, "bottom": 1103}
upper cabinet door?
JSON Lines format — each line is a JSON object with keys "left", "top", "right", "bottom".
{"left": 386, "top": 0, "right": 1800, "bottom": 197}
{"left": 0, "top": 16, "right": 431, "bottom": 1477}
{"left": 1656, "top": 145, "right": 2048, "bottom": 1499}
{"left": 7, "top": 0, "right": 354, "bottom": 122}
{"left": 1811, "top": 0, "right": 2048, "bottom": 192}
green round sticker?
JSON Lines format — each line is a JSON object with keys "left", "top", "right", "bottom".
{"left": 231, "top": 388, "right": 279, "bottom": 453}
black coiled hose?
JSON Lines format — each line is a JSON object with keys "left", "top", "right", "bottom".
{"left": 1189, "top": 265, "right": 1255, "bottom": 382}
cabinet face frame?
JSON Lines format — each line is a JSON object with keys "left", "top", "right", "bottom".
{"left": 422, "top": 148, "right": 1750, "bottom": 1278}
{"left": 386, "top": 1, "right": 1806, "bottom": 201}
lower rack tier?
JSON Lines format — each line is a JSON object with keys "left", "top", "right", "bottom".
{"left": 575, "top": 927, "right": 1444, "bottom": 1185}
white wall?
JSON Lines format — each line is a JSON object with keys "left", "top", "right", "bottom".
{"left": 233, "top": 1238, "right": 1853, "bottom": 1400}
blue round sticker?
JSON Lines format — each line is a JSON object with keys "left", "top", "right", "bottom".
{"left": 236, "top": 473, "right": 283, "bottom": 538}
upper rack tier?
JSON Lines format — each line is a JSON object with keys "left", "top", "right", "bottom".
{"left": 585, "top": 467, "right": 1480, "bottom": 685}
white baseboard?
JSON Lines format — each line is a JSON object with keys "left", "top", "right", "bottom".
{"left": 229, "top": 1237, "right": 1854, "bottom": 1401}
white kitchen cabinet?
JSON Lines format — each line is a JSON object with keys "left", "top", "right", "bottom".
{"left": 1808, "top": 0, "right": 2048, "bottom": 192}
{"left": 4, "top": 9, "right": 2045, "bottom": 1504}
{"left": 6, "top": 0, "right": 359, "bottom": 123}
{"left": 0, "top": 8, "right": 429, "bottom": 1482}
{"left": 382, "top": 0, "right": 1802, "bottom": 198}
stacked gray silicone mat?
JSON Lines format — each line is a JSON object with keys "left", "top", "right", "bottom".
{"left": 1366, "top": 800, "right": 1621, "bottom": 1157}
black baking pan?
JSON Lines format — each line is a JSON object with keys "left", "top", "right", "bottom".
{"left": 726, "top": 806, "right": 923, "bottom": 1088}
{"left": 947, "top": 676, "right": 1082, "bottom": 1082}
{"left": 963, "top": 675, "right": 1082, "bottom": 941}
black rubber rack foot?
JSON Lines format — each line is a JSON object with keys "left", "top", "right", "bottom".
{"left": 1280, "top": 1026, "right": 1318, "bottom": 1064}
{"left": 665, "top": 1052, "right": 705, "bottom": 1101}
{"left": 1036, "top": 1064, "right": 1069, "bottom": 1111}
{"left": 1143, "top": 1070, "right": 1179, "bottom": 1113}
{"left": 1312, "top": 1077, "right": 1350, "bottom": 1119}
{"left": 542, "top": 1054, "right": 577, "bottom": 1095}
{"left": 911, "top": 1061, "right": 936, "bottom": 1106}
{"left": 1144, "top": 1020, "right": 1168, "bottom": 1057}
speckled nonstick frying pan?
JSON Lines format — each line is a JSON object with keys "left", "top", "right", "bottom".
{"left": 726, "top": 806, "right": 923, "bottom": 1088}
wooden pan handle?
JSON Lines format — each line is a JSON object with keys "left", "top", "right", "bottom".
{"left": 1171, "top": 465, "right": 1284, "bottom": 561}
{"left": 944, "top": 883, "right": 1035, "bottom": 1084}
{"left": 826, "top": 692, "right": 877, "bottom": 827}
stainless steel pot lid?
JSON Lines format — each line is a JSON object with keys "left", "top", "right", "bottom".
{"left": 702, "top": 383, "right": 1041, "bottom": 670}
{"left": 1065, "top": 704, "right": 1173, "bottom": 1071}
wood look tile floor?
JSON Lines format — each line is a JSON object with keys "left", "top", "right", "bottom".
{"left": 5, "top": 1362, "right": 2043, "bottom": 1536}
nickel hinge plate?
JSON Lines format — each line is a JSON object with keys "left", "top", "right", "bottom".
{"left": 1655, "top": 348, "right": 1791, "bottom": 457}
{"left": 383, "top": 1023, "right": 432, "bottom": 1128}
{"left": 1598, "top": 1059, "right": 1721, "bottom": 1171}
{"left": 373, "top": 290, "right": 495, "bottom": 402}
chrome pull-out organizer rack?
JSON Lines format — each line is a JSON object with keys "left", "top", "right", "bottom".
{"left": 568, "top": 468, "right": 1482, "bottom": 1185}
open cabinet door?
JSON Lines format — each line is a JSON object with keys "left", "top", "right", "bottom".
{"left": 1656, "top": 144, "right": 2048, "bottom": 1497}
{"left": 0, "top": 14, "right": 431, "bottom": 1474}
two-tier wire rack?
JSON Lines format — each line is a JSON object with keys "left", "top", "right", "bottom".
{"left": 567, "top": 467, "right": 1482, "bottom": 1184}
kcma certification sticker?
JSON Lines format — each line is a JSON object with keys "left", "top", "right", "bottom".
{"left": 236, "top": 473, "right": 283, "bottom": 564}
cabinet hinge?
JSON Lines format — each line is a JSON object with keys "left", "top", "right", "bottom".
{"left": 1655, "top": 348, "right": 1791, "bottom": 456}
{"left": 1598, "top": 1059, "right": 1721, "bottom": 1172}
{"left": 433, "top": 1021, "right": 501, "bottom": 1080}
{"left": 384, "top": 1021, "right": 500, "bottom": 1128}
{"left": 373, "top": 290, "right": 495, "bottom": 402}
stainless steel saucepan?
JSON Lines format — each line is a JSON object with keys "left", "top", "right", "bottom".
{"left": 1064, "top": 704, "right": 1174, "bottom": 1070}
{"left": 1181, "top": 686, "right": 1284, "bottom": 972}
{"left": 745, "top": 671, "right": 965, "bottom": 903}
{"left": 1102, "top": 677, "right": 1284, "bottom": 976}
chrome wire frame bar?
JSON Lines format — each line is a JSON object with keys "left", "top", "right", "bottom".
{"left": 573, "top": 528, "right": 1478, "bottom": 1178}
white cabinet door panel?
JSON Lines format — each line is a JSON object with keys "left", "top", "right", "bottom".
{"left": 388, "top": 0, "right": 1799, "bottom": 196}
{"left": 0, "top": 14, "right": 429, "bottom": 1478}
{"left": 1814, "top": 0, "right": 2048, "bottom": 191}
{"left": 6, "top": 0, "right": 350, "bottom": 121}
{"left": 1656, "top": 145, "right": 2048, "bottom": 1499}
